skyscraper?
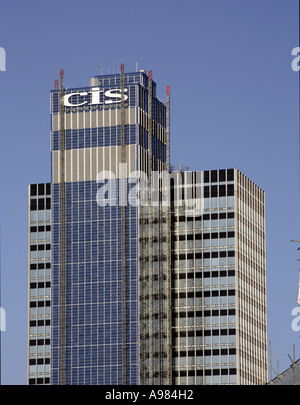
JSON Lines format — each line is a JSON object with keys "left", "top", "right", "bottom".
{"left": 28, "top": 183, "right": 51, "bottom": 384}
{"left": 50, "top": 67, "right": 170, "bottom": 385}
{"left": 27, "top": 67, "right": 267, "bottom": 385}
{"left": 171, "top": 169, "right": 267, "bottom": 385}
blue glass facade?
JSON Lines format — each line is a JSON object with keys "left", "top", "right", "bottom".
{"left": 51, "top": 181, "right": 139, "bottom": 384}
{"left": 51, "top": 127, "right": 166, "bottom": 162}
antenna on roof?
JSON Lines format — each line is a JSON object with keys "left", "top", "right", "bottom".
{"left": 100, "top": 62, "right": 103, "bottom": 75}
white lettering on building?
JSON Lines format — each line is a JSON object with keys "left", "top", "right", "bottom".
{"left": 63, "top": 87, "right": 128, "bottom": 107}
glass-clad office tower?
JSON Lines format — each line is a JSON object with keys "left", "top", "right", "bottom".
{"left": 49, "top": 69, "right": 170, "bottom": 385}
{"left": 171, "top": 169, "right": 267, "bottom": 385}
{"left": 27, "top": 69, "right": 267, "bottom": 385}
{"left": 28, "top": 183, "right": 51, "bottom": 384}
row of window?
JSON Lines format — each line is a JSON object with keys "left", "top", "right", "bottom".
{"left": 30, "top": 291, "right": 51, "bottom": 300}
{"left": 173, "top": 367, "right": 236, "bottom": 377}
{"left": 174, "top": 281, "right": 235, "bottom": 291}
{"left": 29, "top": 270, "right": 51, "bottom": 280}
{"left": 30, "top": 251, "right": 51, "bottom": 260}
{"left": 174, "top": 348, "right": 236, "bottom": 356}
{"left": 30, "top": 301, "right": 51, "bottom": 308}
{"left": 50, "top": 231, "right": 138, "bottom": 242}
{"left": 173, "top": 328, "right": 235, "bottom": 337}
{"left": 30, "top": 319, "right": 50, "bottom": 327}
{"left": 30, "top": 232, "right": 51, "bottom": 241}
{"left": 174, "top": 240, "right": 235, "bottom": 251}
{"left": 52, "top": 211, "right": 139, "bottom": 222}
{"left": 30, "top": 225, "right": 51, "bottom": 232}
{"left": 173, "top": 222, "right": 235, "bottom": 234}
{"left": 204, "top": 169, "right": 234, "bottom": 184}
{"left": 29, "top": 377, "right": 50, "bottom": 385}
{"left": 174, "top": 270, "right": 235, "bottom": 279}
{"left": 29, "top": 358, "right": 50, "bottom": 365}
{"left": 30, "top": 198, "right": 51, "bottom": 210}
{"left": 173, "top": 303, "right": 235, "bottom": 318}
{"left": 50, "top": 370, "right": 138, "bottom": 385}
{"left": 30, "top": 282, "right": 51, "bottom": 289}
{"left": 29, "top": 345, "right": 50, "bottom": 355}
{"left": 30, "top": 244, "right": 51, "bottom": 251}
{"left": 174, "top": 357, "right": 236, "bottom": 368}
{"left": 174, "top": 282, "right": 235, "bottom": 293}
{"left": 30, "top": 183, "right": 51, "bottom": 196}
{"left": 173, "top": 250, "right": 235, "bottom": 260}
{"left": 34, "top": 191, "right": 236, "bottom": 212}
{"left": 173, "top": 211, "right": 234, "bottom": 222}
{"left": 30, "top": 263, "right": 51, "bottom": 269}
{"left": 51, "top": 126, "right": 137, "bottom": 151}
{"left": 175, "top": 231, "right": 235, "bottom": 241}
{"left": 30, "top": 211, "right": 51, "bottom": 222}
{"left": 29, "top": 338, "right": 50, "bottom": 346}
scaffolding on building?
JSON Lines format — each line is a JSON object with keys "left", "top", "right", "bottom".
{"left": 59, "top": 68, "right": 66, "bottom": 385}
{"left": 120, "top": 63, "right": 127, "bottom": 385}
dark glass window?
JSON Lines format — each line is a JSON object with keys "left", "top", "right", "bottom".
{"left": 30, "top": 184, "right": 37, "bottom": 196}
{"left": 227, "top": 169, "right": 234, "bottom": 181}
{"left": 30, "top": 199, "right": 37, "bottom": 211}
{"left": 227, "top": 184, "right": 234, "bottom": 196}
{"left": 38, "top": 184, "right": 45, "bottom": 195}
{"left": 211, "top": 185, "right": 218, "bottom": 197}
{"left": 38, "top": 199, "right": 45, "bottom": 210}
{"left": 219, "top": 169, "right": 226, "bottom": 182}
{"left": 219, "top": 184, "right": 226, "bottom": 196}
{"left": 211, "top": 170, "right": 217, "bottom": 183}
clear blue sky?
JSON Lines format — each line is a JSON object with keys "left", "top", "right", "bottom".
{"left": 0, "top": 0, "right": 298, "bottom": 384}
